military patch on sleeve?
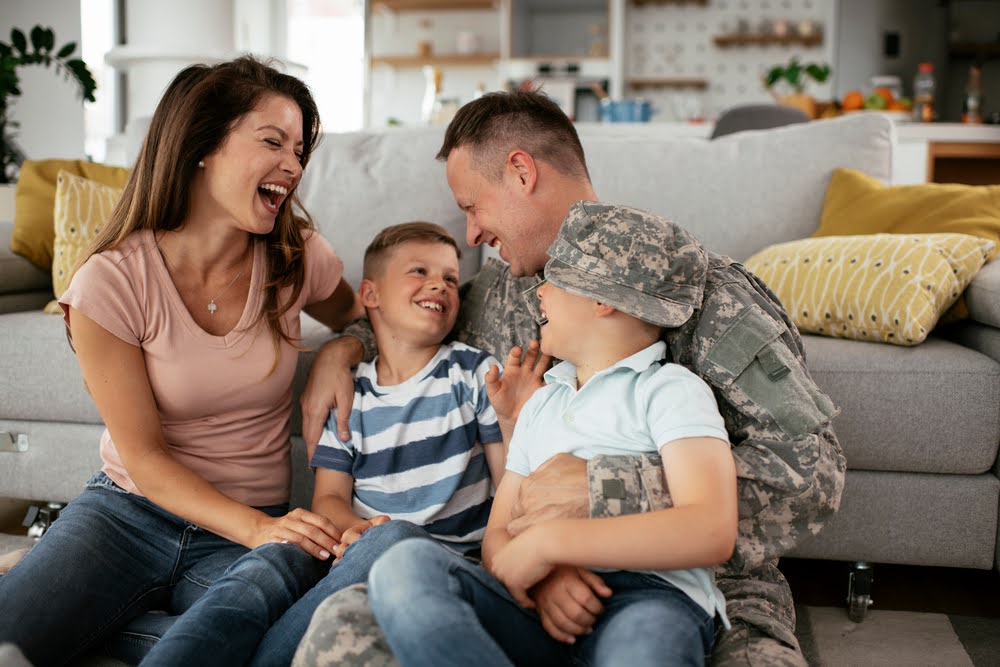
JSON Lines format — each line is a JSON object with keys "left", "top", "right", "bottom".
{"left": 703, "top": 305, "right": 839, "bottom": 438}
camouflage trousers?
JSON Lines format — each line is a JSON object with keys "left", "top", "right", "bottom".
{"left": 291, "top": 561, "right": 804, "bottom": 667}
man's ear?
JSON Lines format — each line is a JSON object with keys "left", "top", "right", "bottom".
{"left": 593, "top": 301, "right": 617, "bottom": 318}
{"left": 359, "top": 279, "right": 379, "bottom": 309}
{"left": 507, "top": 149, "right": 538, "bottom": 191}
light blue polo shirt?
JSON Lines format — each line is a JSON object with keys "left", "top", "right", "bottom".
{"left": 506, "top": 341, "right": 731, "bottom": 626}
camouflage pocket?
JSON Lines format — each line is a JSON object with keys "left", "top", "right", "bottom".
{"left": 703, "top": 306, "right": 839, "bottom": 439}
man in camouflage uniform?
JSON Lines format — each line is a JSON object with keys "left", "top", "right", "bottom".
{"left": 297, "top": 90, "right": 845, "bottom": 666}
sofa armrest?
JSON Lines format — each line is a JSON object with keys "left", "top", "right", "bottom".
{"left": 966, "top": 258, "right": 1000, "bottom": 329}
{"left": 0, "top": 220, "right": 52, "bottom": 315}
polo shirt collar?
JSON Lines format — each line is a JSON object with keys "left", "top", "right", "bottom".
{"left": 544, "top": 341, "right": 667, "bottom": 387}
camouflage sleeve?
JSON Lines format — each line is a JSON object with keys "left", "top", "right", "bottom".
{"left": 341, "top": 316, "right": 379, "bottom": 363}
{"left": 671, "top": 262, "right": 846, "bottom": 576}
{"left": 587, "top": 453, "right": 673, "bottom": 517}
{"left": 452, "top": 259, "right": 542, "bottom": 358}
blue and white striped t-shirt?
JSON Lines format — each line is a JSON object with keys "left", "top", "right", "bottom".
{"left": 311, "top": 341, "right": 503, "bottom": 550}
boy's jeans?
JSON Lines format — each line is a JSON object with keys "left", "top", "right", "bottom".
{"left": 0, "top": 472, "right": 287, "bottom": 666}
{"left": 369, "top": 538, "right": 717, "bottom": 667}
{"left": 141, "top": 519, "right": 439, "bottom": 667}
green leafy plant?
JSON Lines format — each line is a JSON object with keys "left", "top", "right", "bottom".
{"left": 0, "top": 25, "right": 97, "bottom": 183}
{"left": 764, "top": 57, "right": 831, "bottom": 94}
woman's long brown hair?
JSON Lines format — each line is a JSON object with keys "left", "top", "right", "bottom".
{"left": 75, "top": 56, "right": 323, "bottom": 366}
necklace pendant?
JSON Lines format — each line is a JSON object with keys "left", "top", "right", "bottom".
{"left": 207, "top": 301, "right": 218, "bottom": 314}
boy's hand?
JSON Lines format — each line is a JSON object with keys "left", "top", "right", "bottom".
{"left": 256, "top": 508, "right": 342, "bottom": 561}
{"left": 532, "top": 566, "right": 612, "bottom": 644}
{"left": 301, "top": 337, "right": 364, "bottom": 455}
{"left": 489, "top": 526, "right": 554, "bottom": 608}
{"left": 331, "top": 515, "right": 390, "bottom": 560}
{"left": 485, "top": 340, "right": 551, "bottom": 427}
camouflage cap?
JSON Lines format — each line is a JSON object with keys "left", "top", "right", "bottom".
{"left": 542, "top": 201, "right": 708, "bottom": 328}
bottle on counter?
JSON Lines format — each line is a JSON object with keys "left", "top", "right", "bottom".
{"left": 912, "top": 62, "right": 935, "bottom": 123}
{"left": 962, "top": 64, "right": 983, "bottom": 124}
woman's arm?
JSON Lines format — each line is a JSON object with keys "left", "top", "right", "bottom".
{"left": 69, "top": 307, "right": 340, "bottom": 558}
{"left": 304, "top": 279, "right": 364, "bottom": 331}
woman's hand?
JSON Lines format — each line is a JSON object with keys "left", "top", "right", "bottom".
{"left": 531, "top": 566, "right": 612, "bottom": 643}
{"left": 485, "top": 340, "right": 551, "bottom": 434}
{"left": 300, "top": 336, "right": 364, "bottom": 456}
{"left": 254, "top": 508, "right": 343, "bottom": 561}
{"left": 330, "top": 515, "right": 391, "bottom": 561}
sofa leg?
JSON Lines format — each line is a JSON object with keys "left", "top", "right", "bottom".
{"left": 846, "top": 561, "right": 874, "bottom": 623}
{"left": 22, "top": 502, "right": 65, "bottom": 540}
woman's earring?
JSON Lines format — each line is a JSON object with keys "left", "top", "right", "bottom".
{"left": 198, "top": 160, "right": 205, "bottom": 168}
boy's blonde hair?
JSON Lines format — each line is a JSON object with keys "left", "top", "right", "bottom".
{"left": 363, "top": 222, "right": 461, "bottom": 279}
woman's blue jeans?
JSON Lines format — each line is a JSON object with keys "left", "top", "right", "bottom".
{"left": 369, "top": 538, "right": 718, "bottom": 667}
{"left": 0, "top": 472, "right": 291, "bottom": 666}
{"left": 140, "top": 518, "right": 438, "bottom": 667}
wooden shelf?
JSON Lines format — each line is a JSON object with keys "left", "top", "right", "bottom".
{"left": 948, "top": 42, "right": 1000, "bottom": 59}
{"left": 632, "top": 0, "right": 707, "bottom": 5}
{"left": 373, "top": 0, "right": 496, "bottom": 10}
{"left": 714, "top": 33, "right": 823, "bottom": 48}
{"left": 628, "top": 78, "right": 708, "bottom": 90}
{"left": 371, "top": 53, "right": 500, "bottom": 68}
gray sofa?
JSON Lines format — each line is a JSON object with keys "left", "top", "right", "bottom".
{"left": 2, "top": 113, "right": 999, "bottom": 661}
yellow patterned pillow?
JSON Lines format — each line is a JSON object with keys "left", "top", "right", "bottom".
{"left": 43, "top": 171, "right": 123, "bottom": 313}
{"left": 745, "top": 233, "right": 995, "bottom": 345}
{"left": 12, "top": 159, "right": 131, "bottom": 271}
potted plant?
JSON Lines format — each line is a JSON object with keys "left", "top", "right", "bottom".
{"left": 0, "top": 25, "right": 97, "bottom": 184}
{"left": 764, "top": 57, "right": 831, "bottom": 119}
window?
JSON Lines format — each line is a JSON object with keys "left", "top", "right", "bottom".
{"left": 287, "top": 0, "right": 365, "bottom": 133}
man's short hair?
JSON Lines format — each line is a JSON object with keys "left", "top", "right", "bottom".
{"left": 363, "top": 221, "right": 461, "bottom": 279}
{"left": 436, "top": 89, "right": 590, "bottom": 183}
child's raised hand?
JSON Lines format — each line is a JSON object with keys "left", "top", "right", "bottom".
{"left": 531, "top": 566, "right": 612, "bottom": 644}
{"left": 484, "top": 340, "right": 551, "bottom": 425}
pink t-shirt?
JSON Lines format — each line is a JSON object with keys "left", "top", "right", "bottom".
{"left": 59, "top": 228, "right": 344, "bottom": 507}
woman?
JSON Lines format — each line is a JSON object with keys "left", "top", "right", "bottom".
{"left": 0, "top": 56, "right": 361, "bottom": 666}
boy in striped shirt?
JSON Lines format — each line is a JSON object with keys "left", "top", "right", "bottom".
{"left": 248, "top": 222, "right": 508, "bottom": 665}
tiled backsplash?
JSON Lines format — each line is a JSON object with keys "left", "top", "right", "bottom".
{"left": 627, "top": 0, "right": 835, "bottom": 121}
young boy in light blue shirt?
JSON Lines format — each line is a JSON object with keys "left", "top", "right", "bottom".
{"left": 367, "top": 202, "right": 738, "bottom": 666}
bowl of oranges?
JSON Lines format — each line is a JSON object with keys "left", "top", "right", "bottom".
{"left": 840, "top": 82, "right": 913, "bottom": 122}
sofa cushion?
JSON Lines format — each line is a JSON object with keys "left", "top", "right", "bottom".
{"left": 296, "top": 128, "right": 481, "bottom": 289}
{"left": 45, "top": 172, "right": 124, "bottom": 313}
{"left": 803, "top": 333, "right": 1000, "bottom": 474}
{"left": 814, "top": 167, "right": 1000, "bottom": 255}
{"left": 11, "top": 160, "right": 130, "bottom": 272}
{"left": 745, "top": 233, "right": 994, "bottom": 345}
{"left": 578, "top": 113, "right": 894, "bottom": 261}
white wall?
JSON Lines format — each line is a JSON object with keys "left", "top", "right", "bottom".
{"left": 1, "top": 0, "right": 88, "bottom": 162}
{"left": 834, "top": 0, "right": 948, "bottom": 104}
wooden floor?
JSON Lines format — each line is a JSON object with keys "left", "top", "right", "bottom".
{"left": 779, "top": 557, "right": 1000, "bottom": 618}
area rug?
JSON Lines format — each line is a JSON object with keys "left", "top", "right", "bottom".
{"left": 794, "top": 604, "right": 1000, "bottom": 666}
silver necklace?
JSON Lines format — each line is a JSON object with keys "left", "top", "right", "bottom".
{"left": 158, "top": 237, "right": 251, "bottom": 314}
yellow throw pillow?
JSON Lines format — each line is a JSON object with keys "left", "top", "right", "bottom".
{"left": 814, "top": 168, "right": 1000, "bottom": 259}
{"left": 745, "top": 233, "right": 995, "bottom": 346}
{"left": 43, "top": 171, "right": 124, "bottom": 314}
{"left": 11, "top": 159, "right": 131, "bottom": 271}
